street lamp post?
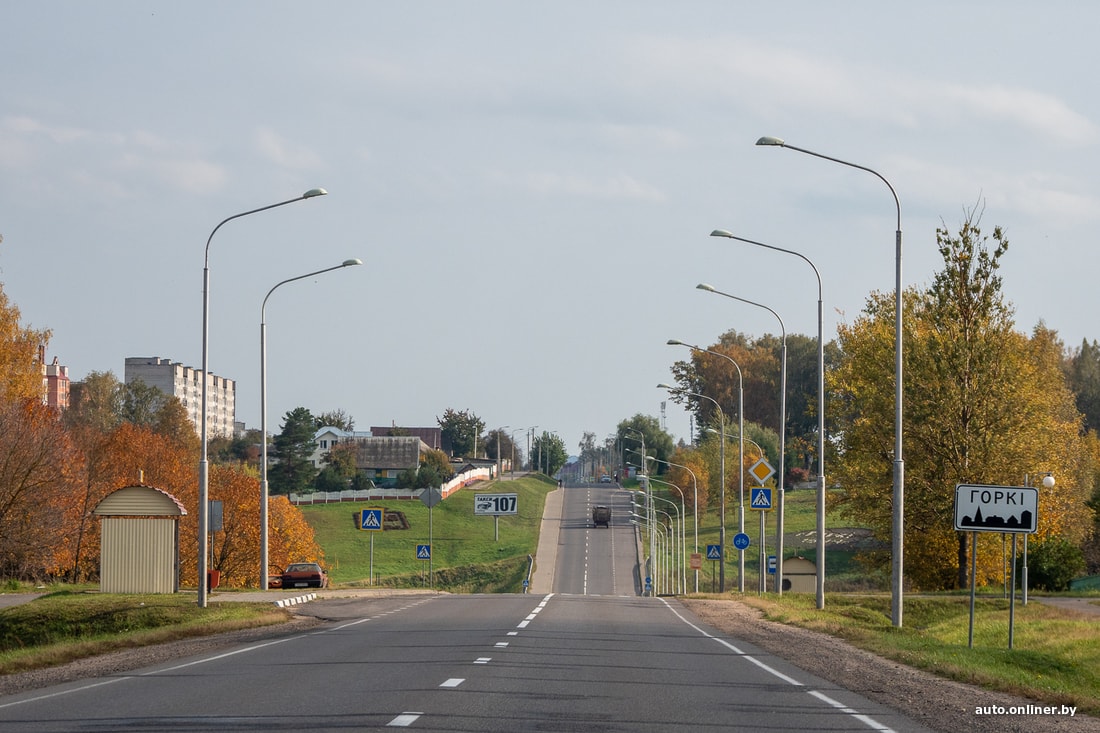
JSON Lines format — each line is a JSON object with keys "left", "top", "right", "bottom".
{"left": 648, "top": 453, "right": 699, "bottom": 592}
{"left": 199, "top": 187, "right": 327, "bottom": 608}
{"left": 757, "top": 135, "right": 904, "bottom": 626}
{"left": 696, "top": 284, "right": 787, "bottom": 595}
{"left": 667, "top": 339, "right": 744, "bottom": 592}
{"left": 649, "top": 476, "right": 687, "bottom": 595}
{"left": 260, "top": 258, "right": 361, "bottom": 590}
{"left": 658, "top": 383, "right": 729, "bottom": 592}
{"left": 624, "top": 428, "right": 654, "bottom": 593}
{"left": 709, "top": 230, "right": 827, "bottom": 609}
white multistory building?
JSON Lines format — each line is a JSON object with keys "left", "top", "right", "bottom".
{"left": 124, "top": 356, "right": 237, "bottom": 438}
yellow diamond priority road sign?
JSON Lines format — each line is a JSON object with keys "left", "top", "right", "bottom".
{"left": 749, "top": 459, "right": 775, "bottom": 485}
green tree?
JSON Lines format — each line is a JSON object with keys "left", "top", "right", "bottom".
{"left": 531, "top": 432, "right": 568, "bottom": 476}
{"left": 616, "top": 414, "right": 675, "bottom": 471}
{"left": 831, "top": 211, "right": 1093, "bottom": 590}
{"left": 64, "top": 371, "right": 124, "bottom": 433}
{"left": 438, "top": 408, "right": 485, "bottom": 457}
{"left": 483, "top": 428, "right": 516, "bottom": 462}
{"left": 315, "top": 409, "right": 355, "bottom": 431}
{"left": 269, "top": 407, "right": 318, "bottom": 496}
{"left": 314, "top": 441, "right": 359, "bottom": 492}
{"left": 1065, "top": 338, "right": 1100, "bottom": 434}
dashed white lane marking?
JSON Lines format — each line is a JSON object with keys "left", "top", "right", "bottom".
{"left": 474, "top": 657, "right": 491, "bottom": 664}
{"left": 440, "top": 678, "right": 465, "bottom": 688}
{"left": 495, "top": 642, "right": 509, "bottom": 647}
{"left": 387, "top": 712, "right": 423, "bottom": 727}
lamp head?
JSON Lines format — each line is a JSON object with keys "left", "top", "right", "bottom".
{"left": 656, "top": 383, "right": 673, "bottom": 390}
{"left": 696, "top": 283, "right": 716, "bottom": 292}
{"left": 667, "top": 339, "right": 684, "bottom": 346}
{"left": 1042, "top": 474, "right": 1056, "bottom": 489}
{"left": 755, "top": 136, "right": 785, "bottom": 147}
{"left": 710, "top": 229, "right": 733, "bottom": 238}
{"left": 303, "top": 188, "right": 328, "bottom": 198}
{"left": 342, "top": 258, "right": 363, "bottom": 267}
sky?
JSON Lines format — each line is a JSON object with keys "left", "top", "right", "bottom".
{"left": 3, "top": 2, "right": 1099, "bottom": 457}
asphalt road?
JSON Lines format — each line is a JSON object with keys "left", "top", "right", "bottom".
{"left": 0, "top": 484, "right": 943, "bottom": 732}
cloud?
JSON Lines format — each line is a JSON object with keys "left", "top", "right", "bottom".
{"left": 512, "top": 171, "right": 667, "bottom": 202}
{"left": 255, "top": 127, "right": 323, "bottom": 170}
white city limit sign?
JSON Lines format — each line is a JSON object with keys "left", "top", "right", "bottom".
{"left": 954, "top": 484, "right": 1038, "bottom": 534}
{"left": 474, "top": 493, "right": 518, "bottom": 516}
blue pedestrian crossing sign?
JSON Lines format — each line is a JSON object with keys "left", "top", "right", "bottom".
{"left": 360, "top": 508, "right": 384, "bottom": 531}
{"left": 416, "top": 544, "right": 431, "bottom": 560}
{"left": 751, "top": 487, "right": 773, "bottom": 510}
{"left": 706, "top": 544, "right": 722, "bottom": 560}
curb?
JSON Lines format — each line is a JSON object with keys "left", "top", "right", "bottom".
{"left": 274, "top": 593, "right": 317, "bottom": 607}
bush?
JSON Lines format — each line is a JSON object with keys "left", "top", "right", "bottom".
{"left": 1017, "top": 536, "right": 1086, "bottom": 591}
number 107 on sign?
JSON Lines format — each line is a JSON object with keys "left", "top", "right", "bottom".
{"left": 474, "top": 494, "right": 518, "bottom": 515}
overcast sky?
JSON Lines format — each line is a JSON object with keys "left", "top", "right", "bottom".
{"left": 3, "top": 2, "right": 1098, "bottom": 456}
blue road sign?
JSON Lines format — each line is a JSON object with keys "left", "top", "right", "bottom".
{"left": 360, "top": 508, "right": 384, "bottom": 531}
{"left": 751, "top": 487, "right": 773, "bottom": 510}
{"left": 416, "top": 544, "right": 431, "bottom": 560}
{"left": 767, "top": 555, "right": 776, "bottom": 574}
{"left": 706, "top": 544, "right": 722, "bottom": 560}
{"left": 733, "top": 533, "right": 750, "bottom": 551}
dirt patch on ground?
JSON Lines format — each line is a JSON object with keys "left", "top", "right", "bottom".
{"left": 681, "top": 598, "right": 1098, "bottom": 733}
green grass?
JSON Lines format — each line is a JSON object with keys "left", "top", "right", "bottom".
{"left": 304, "top": 475, "right": 555, "bottom": 592}
{"left": 733, "top": 592, "right": 1100, "bottom": 716}
{"left": 0, "top": 592, "right": 290, "bottom": 675}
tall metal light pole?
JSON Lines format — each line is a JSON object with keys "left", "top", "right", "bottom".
{"left": 624, "top": 427, "right": 653, "bottom": 592}
{"left": 648, "top": 475, "right": 687, "bottom": 595}
{"left": 757, "top": 135, "right": 904, "bottom": 626}
{"left": 647, "top": 453, "right": 698, "bottom": 592}
{"left": 658, "top": 384, "right": 729, "bottom": 592}
{"left": 199, "top": 187, "right": 327, "bottom": 607}
{"left": 696, "top": 284, "right": 787, "bottom": 595}
{"left": 667, "top": 339, "right": 744, "bottom": 592}
{"left": 260, "top": 258, "right": 361, "bottom": 590}
{"left": 709, "top": 230, "right": 827, "bottom": 609}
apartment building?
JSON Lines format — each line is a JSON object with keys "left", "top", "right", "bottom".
{"left": 124, "top": 356, "right": 237, "bottom": 438}
{"left": 40, "top": 346, "right": 70, "bottom": 410}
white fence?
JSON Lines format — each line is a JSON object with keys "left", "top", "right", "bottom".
{"left": 289, "top": 466, "right": 494, "bottom": 505}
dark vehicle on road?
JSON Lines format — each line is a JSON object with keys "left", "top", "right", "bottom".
{"left": 592, "top": 505, "right": 611, "bottom": 528}
{"left": 281, "top": 562, "right": 329, "bottom": 589}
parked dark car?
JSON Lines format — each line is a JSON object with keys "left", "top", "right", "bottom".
{"left": 281, "top": 562, "right": 329, "bottom": 589}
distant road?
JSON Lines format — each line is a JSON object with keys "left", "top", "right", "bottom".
{"left": 552, "top": 482, "right": 639, "bottom": 596}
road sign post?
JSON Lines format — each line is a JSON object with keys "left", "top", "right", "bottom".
{"left": 954, "top": 484, "right": 1039, "bottom": 650}
{"left": 706, "top": 544, "right": 721, "bottom": 593}
{"left": 751, "top": 488, "right": 772, "bottom": 593}
{"left": 475, "top": 493, "right": 518, "bottom": 542}
{"left": 359, "top": 509, "right": 384, "bottom": 585}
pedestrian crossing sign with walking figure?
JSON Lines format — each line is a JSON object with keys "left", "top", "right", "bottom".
{"left": 751, "top": 487, "right": 773, "bottom": 510}
{"left": 360, "top": 508, "right": 384, "bottom": 531}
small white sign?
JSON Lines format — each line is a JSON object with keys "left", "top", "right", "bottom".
{"left": 954, "top": 484, "right": 1038, "bottom": 533}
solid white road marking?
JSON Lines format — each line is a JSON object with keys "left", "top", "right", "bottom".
{"left": 659, "top": 599, "right": 897, "bottom": 733}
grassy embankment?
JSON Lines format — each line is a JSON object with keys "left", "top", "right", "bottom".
{"left": 732, "top": 591, "right": 1100, "bottom": 716}
{"left": 302, "top": 474, "right": 556, "bottom": 592}
{"left": 0, "top": 592, "right": 290, "bottom": 675}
